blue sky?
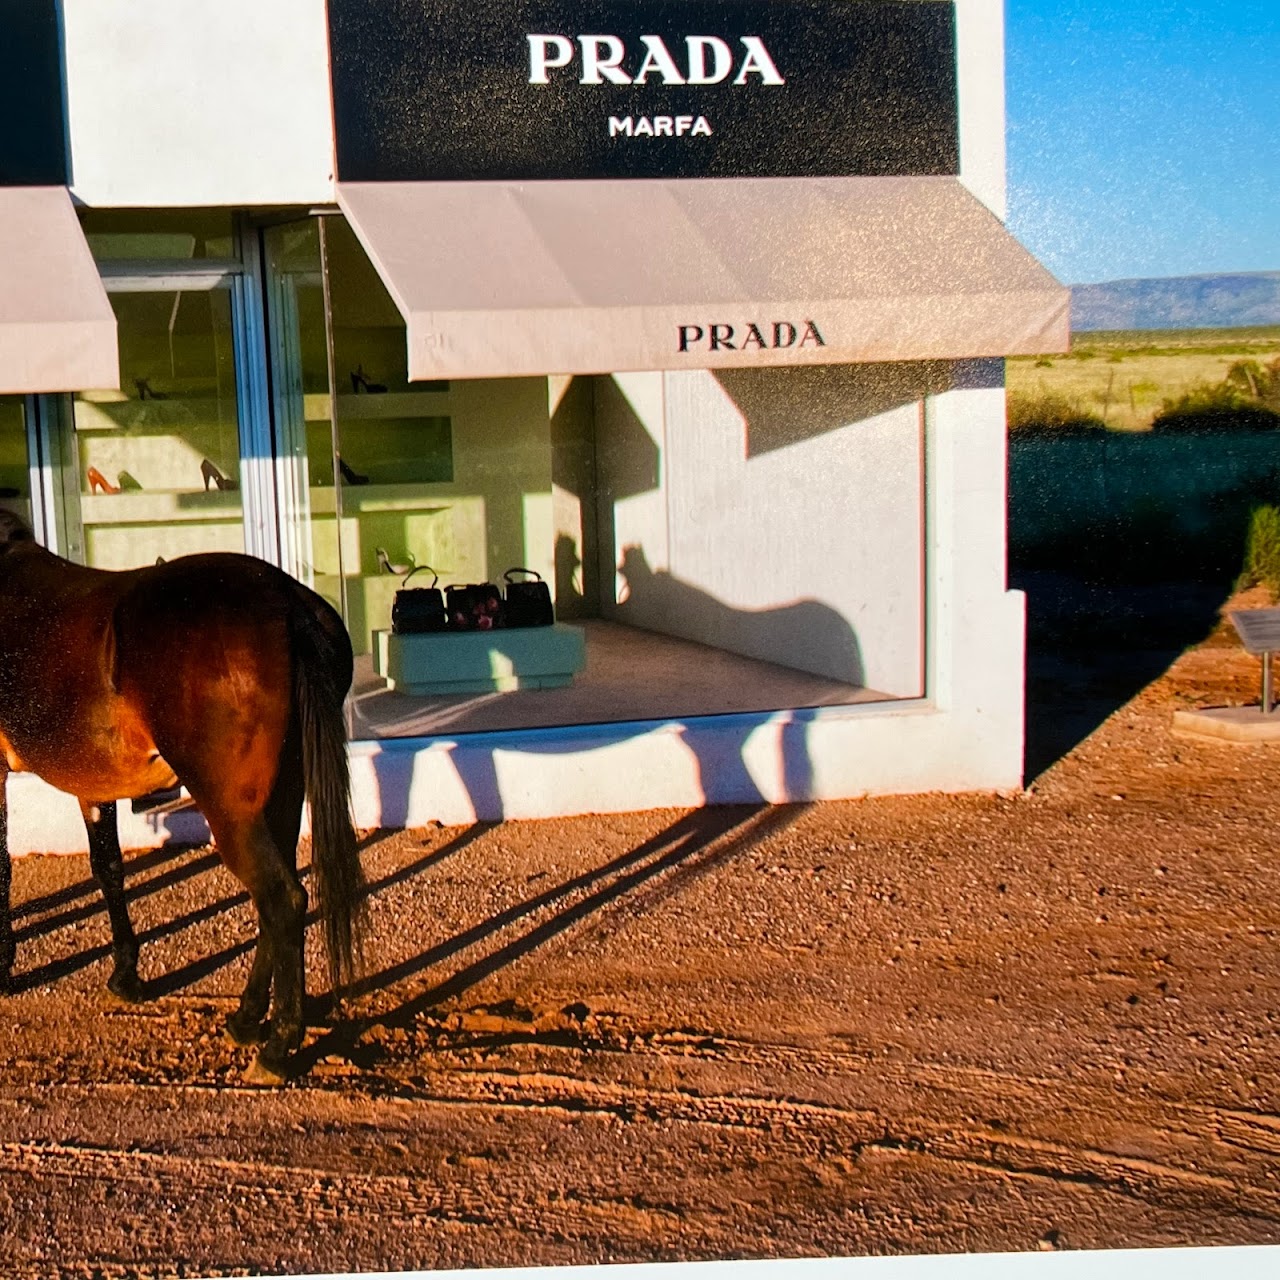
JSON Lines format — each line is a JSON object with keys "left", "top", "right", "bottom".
{"left": 1005, "top": 1, "right": 1280, "bottom": 285}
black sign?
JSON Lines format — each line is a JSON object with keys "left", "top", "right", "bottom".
{"left": 0, "top": 0, "right": 67, "bottom": 185}
{"left": 329, "top": 0, "right": 958, "bottom": 182}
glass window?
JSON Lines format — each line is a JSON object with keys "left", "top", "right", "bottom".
{"left": 79, "top": 208, "right": 238, "bottom": 264}
{"left": 264, "top": 215, "right": 925, "bottom": 742}
{"left": 71, "top": 285, "right": 245, "bottom": 568}
{"left": 264, "top": 217, "right": 455, "bottom": 655}
{"left": 0, "top": 397, "right": 32, "bottom": 525}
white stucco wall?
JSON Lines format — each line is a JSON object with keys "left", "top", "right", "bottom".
{"left": 595, "top": 365, "right": 927, "bottom": 697}
{"left": 59, "top": 0, "right": 1001, "bottom": 214}
{"left": 61, "top": 0, "right": 335, "bottom": 207}
{"left": 954, "top": 0, "right": 1007, "bottom": 218}
{"left": 0, "top": 1, "right": 1028, "bottom": 853}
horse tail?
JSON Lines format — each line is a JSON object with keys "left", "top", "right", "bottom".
{"left": 289, "top": 591, "right": 365, "bottom": 993}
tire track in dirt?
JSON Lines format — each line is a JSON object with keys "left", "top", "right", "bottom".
{"left": 0, "top": 1134, "right": 727, "bottom": 1256}
{"left": 394, "top": 1065, "right": 1280, "bottom": 1218}
{"left": 673, "top": 1032, "right": 1280, "bottom": 1196}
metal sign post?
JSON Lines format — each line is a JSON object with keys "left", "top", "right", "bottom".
{"left": 1229, "top": 609, "right": 1280, "bottom": 715}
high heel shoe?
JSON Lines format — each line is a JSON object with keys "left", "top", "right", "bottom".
{"left": 134, "top": 377, "right": 168, "bottom": 401}
{"left": 339, "top": 457, "right": 369, "bottom": 485}
{"left": 87, "top": 467, "right": 120, "bottom": 495}
{"left": 117, "top": 471, "right": 143, "bottom": 491}
{"left": 376, "top": 547, "right": 414, "bottom": 575}
{"left": 350, "top": 365, "right": 387, "bottom": 394}
{"left": 201, "top": 459, "right": 238, "bottom": 491}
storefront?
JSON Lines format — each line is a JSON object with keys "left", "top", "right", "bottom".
{"left": 1, "top": 0, "right": 1067, "bottom": 853}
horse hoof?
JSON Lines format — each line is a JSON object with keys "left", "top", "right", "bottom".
{"left": 225, "top": 1013, "right": 268, "bottom": 1047}
{"left": 107, "top": 969, "right": 146, "bottom": 1004}
{"left": 243, "top": 1054, "right": 289, "bottom": 1087}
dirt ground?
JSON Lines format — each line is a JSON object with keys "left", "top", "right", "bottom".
{"left": 4, "top": 579, "right": 1280, "bottom": 1277}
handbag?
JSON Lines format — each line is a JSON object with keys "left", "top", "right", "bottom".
{"left": 503, "top": 567, "right": 554, "bottom": 628}
{"left": 446, "top": 582, "right": 505, "bottom": 631}
{"left": 391, "top": 566, "right": 447, "bottom": 634}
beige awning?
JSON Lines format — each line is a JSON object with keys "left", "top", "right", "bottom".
{"left": 0, "top": 187, "right": 118, "bottom": 393}
{"left": 337, "top": 176, "right": 1069, "bottom": 381}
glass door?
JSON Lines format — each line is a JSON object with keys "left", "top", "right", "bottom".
{"left": 261, "top": 218, "right": 329, "bottom": 588}
{"left": 262, "top": 215, "right": 456, "bottom": 657}
{"left": 68, "top": 282, "right": 246, "bottom": 568}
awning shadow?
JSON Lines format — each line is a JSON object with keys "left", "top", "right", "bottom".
{"left": 716, "top": 360, "right": 949, "bottom": 458}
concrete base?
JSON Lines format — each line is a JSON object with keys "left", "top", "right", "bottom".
{"left": 373, "top": 623, "right": 586, "bottom": 695}
{"left": 1172, "top": 706, "right": 1280, "bottom": 743}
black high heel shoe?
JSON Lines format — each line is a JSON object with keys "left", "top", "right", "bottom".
{"left": 350, "top": 365, "right": 387, "bottom": 394}
{"left": 338, "top": 458, "right": 369, "bottom": 485}
{"left": 201, "top": 459, "right": 238, "bottom": 491}
{"left": 134, "top": 378, "right": 168, "bottom": 401}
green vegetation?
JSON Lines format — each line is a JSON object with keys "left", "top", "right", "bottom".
{"left": 1007, "top": 326, "right": 1280, "bottom": 433}
{"left": 1006, "top": 390, "right": 1104, "bottom": 436}
{"left": 1151, "top": 356, "right": 1280, "bottom": 434}
{"left": 1240, "top": 504, "right": 1280, "bottom": 597}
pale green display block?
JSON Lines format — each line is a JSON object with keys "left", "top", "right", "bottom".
{"left": 374, "top": 623, "right": 586, "bottom": 695}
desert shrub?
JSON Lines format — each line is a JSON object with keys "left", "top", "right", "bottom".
{"left": 1151, "top": 379, "right": 1280, "bottom": 434}
{"left": 1225, "top": 357, "right": 1280, "bottom": 411}
{"left": 1240, "top": 504, "right": 1280, "bottom": 597}
{"left": 1007, "top": 391, "right": 1106, "bottom": 437}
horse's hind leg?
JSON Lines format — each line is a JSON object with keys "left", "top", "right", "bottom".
{"left": 217, "top": 815, "right": 307, "bottom": 1083}
{"left": 81, "top": 800, "right": 144, "bottom": 1003}
{"left": 0, "top": 768, "right": 13, "bottom": 994}
{"left": 226, "top": 933, "right": 273, "bottom": 1047}
{"left": 226, "top": 731, "right": 304, "bottom": 1050}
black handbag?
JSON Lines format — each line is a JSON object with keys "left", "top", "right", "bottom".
{"left": 391, "top": 566, "right": 447, "bottom": 634}
{"left": 446, "top": 582, "right": 504, "bottom": 631}
{"left": 503, "top": 567, "right": 554, "bottom": 628}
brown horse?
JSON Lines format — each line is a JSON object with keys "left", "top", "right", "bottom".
{"left": 0, "top": 511, "right": 366, "bottom": 1083}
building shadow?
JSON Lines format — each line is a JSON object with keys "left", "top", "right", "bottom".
{"left": 1015, "top": 567, "right": 1232, "bottom": 781}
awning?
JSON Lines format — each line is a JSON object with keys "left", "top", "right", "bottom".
{"left": 0, "top": 187, "right": 118, "bottom": 393}
{"left": 337, "top": 176, "right": 1069, "bottom": 381}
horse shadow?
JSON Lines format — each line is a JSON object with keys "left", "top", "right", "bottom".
{"left": 613, "top": 545, "right": 865, "bottom": 687}
{"left": 292, "top": 800, "right": 809, "bottom": 1074}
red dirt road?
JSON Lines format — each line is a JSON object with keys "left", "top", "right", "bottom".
{"left": 2, "top": 593, "right": 1280, "bottom": 1275}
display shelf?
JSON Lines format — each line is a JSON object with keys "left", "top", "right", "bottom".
{"left": 80, "top": 489, "right": 242, "bottom": 524}
{"left": 303, "top": 391, "right": 451, "bottom": 422}
{"left": 304, "top": 485, "right": 452, "bottom": 515}
{"left": 74, "top": 397, "right": 237, "bottom": 434}
{"left": 73, "top": 388, "right": 445, "bottom": 433}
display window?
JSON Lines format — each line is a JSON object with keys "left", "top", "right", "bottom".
{"left": 262, "top": 216, "right": 457, "bottom": 659}
{"left": 0, "top": 397, "right": 33, "bottom": 525}
{"left": 43, "top": 206, "right": 924, "bottom": 743}
{"left": 60, "top": 210, "right": 245, "bottom": 567}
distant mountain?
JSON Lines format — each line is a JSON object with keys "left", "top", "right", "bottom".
{"left": 1071, "top": 272, "right": 1280, "bottom": 332}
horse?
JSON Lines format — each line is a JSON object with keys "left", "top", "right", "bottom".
{"left": 0, "top": 510, "right": 367, "bottom": 1083}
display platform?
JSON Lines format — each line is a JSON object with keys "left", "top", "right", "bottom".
{"left": 373, "top": 622, "right": 586, "bottom": 695}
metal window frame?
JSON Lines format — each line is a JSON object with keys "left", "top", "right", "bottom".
{"left": 41, "top": 220, "right": 285, "bottom": 570}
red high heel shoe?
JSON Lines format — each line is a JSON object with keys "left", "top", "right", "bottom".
{"left": 87, "top": 467, "right": 120, "bottom": 495}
